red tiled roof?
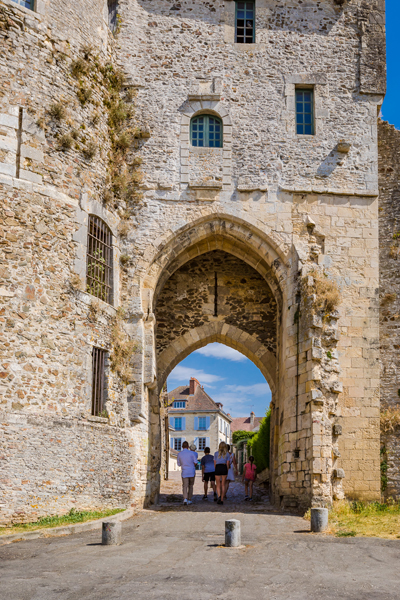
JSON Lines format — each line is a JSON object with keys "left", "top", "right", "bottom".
{"left": 167, "top": 380, "right": 231, "bottom": 421}
{"left": 230, "top": 416, "right": 263, "bottom": 432}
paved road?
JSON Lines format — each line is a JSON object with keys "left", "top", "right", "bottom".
{"left": 1, "top": 474, "right": 399, "bottom": 600}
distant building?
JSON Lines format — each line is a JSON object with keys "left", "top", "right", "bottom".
{"left": 167, "top": 377, "right": 232, "bottom": 456}
{"left": 231, "top": 411, "right": 263, "bottom": 434}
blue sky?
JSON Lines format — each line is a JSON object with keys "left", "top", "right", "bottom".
{"left": 168, "top": 4, "right": 399, "bottom": 418}
{"left": 379, "top": 0, "right": 398, "bottom": 127}
{"left": 168, "top": 343, "right": 271, "bottom": 418}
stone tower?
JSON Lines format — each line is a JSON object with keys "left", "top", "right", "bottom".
{"left": 0, "top": 0, "right": 389, "bottom": 523}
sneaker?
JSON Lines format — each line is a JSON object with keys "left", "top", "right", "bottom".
{"left": 214, "top": 494, "right": 218, "bottom": 502}
{"left": 183, "top": 499, "right": 188, "bottom": 505}
{"left": 217, "top": 497, "right": 222, "bottom": 505}
{"left": 202, "top": 495, "right": 208, "bottom": 500}
{"left": 244, "top": 496, "right": 249, "bottom": 501}
{"left": 187, "top": 500, "right": 192, "bottom": 505}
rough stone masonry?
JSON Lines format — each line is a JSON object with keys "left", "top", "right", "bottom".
{"left": 0, "top": 0, "right": 397, "bottom": 524}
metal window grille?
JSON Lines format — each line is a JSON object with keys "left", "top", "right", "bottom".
{"left": 190, "top": 115, "right": 223, "bottom": 148}
{"left": 198, "top": 437, "right": 206, "bottom": 451}
{"left": 92, "top": 347, "right": 106, "bottom": 416}
{"left": 86, "top": 215, "right": 113, "bottom": 304}
{"left": 235, "top": 1, "right": 255, "bottom": 44}
{"left": 11, "top": 0, "right": 34, "bottom": 9}
{"left": 174, "top": 438, "right": 182, "bottom": 451}
{"left": 296, "top": 89, "right": 315, "bottom": 135}
{"left": 108, "top": 0, "right": 118, "bottom": 32}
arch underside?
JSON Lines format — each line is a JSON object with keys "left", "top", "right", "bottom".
{"left": 157, "top": 322, "right": 277, "bottom": 395}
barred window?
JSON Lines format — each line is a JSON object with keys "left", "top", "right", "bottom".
{"left": 235, "top": 1, "right": 255, "bottom": 44}
{"left": 190, "top": 115, "right": 223, "bottom": 148}
{"left": 86, "top": 215, "right": 113, "bottom": 304}
{"left": 296, "top": 89, "right": 315, "bottom": 136}
{"left": 108, "top": 0, "right": 118, "bottom": 32}
{"left": 198, "top": 437, "right": 206, "bottom": 451}
{"left": 11, "top": 0, "right": 34, "bottom": 10}
{"left": 92, "top": 347, "right": 107, "bottom": 417}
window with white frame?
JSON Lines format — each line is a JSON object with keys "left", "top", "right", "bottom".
{"left": 198, "top": 437, "right": 207, "bottom": 451}
{"left": 173, "top": 401, "right": 186, "bottom": 408}
{"left": 174, "top": 438, "right": 182, "bottom": 451}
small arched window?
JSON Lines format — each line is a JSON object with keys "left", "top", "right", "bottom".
{"left": 190, "top": 115, "right": 223, "bottom": 148}
{"left": 86, "top": 215, "right": 113, "bottom": 304}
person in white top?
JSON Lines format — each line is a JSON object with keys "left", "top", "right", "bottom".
{"left": 177, "top": 441, "right": 197, "bottom": 505}
{"left": 225, "top": 444, "right": 237, "bottom": 497}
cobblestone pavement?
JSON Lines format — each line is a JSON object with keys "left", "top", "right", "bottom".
{"left": 1, "top": 475, "right": 400, "bottom": 600}
{"left": 158, "top": 471, "right": 272, "bottom": 512}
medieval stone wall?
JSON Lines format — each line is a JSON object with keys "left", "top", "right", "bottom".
{"left": 378, "top": 119, "right": 400, "bottom": 499}
{"left": 0, "top": 0, "right": 388, "bottom": 521}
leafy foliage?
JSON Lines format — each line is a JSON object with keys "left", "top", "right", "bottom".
{"left": 247, "top": 409, "right": 271, "bottom": 472}
{"left": 232, "top": 430, "right": 256, "bottom": 444}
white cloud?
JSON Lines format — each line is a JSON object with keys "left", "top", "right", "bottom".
{"left": 194, "top": 343, "right": 247, "bottom": 362}
{"left": 225, "top": 383, "right": 270, "bottom": 397}
{"left": 168, "top": 364, "right": 224, "bottom": 385}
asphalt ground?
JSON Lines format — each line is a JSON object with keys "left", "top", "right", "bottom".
{"left": 1, "top": 474, "right": 399, "bottom": 600}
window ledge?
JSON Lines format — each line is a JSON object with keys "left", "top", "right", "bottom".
{"left": 75, "top": 289, "right": 117, "bottom": 317}
{"left": 87, "top": 415, "right": 109, "bottom": 424}
{"left": 189, "top": 180, "right": 223, "bottom": 190}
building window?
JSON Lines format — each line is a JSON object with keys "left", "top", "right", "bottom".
{"left": 296, "top": 89, "right": 314, "bottom": 135}
{"left": 190, "top": 115, "right": 223, "bottom": 148}
{"left": 92, "top": 347, "right": 107, "bottom": 416}
{"left": 86, "top": 215, "right": 113, "bottom": 304}
{"left": 11, "top": 0, "right": 34, "bottom": 10}
{"left": 199, "top": 417, "right": 207, "bottom": 430}
{"left": 235, "top": 1, "right": 255, "bottom": 44}
{"left": 174, "top": 417, "right": 183, "bottom": 431}
{"left": 198, "top": 437, "right": 207, "bottom": 451}
{"left": 108, "top": 0, "right": 118, "bottom": 32}
{"left": 173, "top": 401, "right": 186, "bottom": 408}
{"left": 174, "top": 438, "right": 182, "bottom": 451}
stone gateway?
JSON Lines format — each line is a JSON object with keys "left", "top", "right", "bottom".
{"left": 0, "top": 0, "right": 398, "bottom": 523}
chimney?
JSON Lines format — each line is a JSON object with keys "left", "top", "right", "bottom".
{"left": 216, "top": 402, "right": 223, "bottom": 409}
{"left": 250, "top": 411, "right": 255, "bottom": 426}
{"left": 189, "top": 377, "right": 200, "bottom": 395}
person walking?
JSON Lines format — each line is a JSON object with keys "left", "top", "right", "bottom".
{"left": 200, "top": 447, "right": 217, "bottom": 501}
{"left": 190, "top": 443, "right": 199, "bottom": 470}
{"left": 177, "top": 441, "right": 197, "bottom": 505}
{"left": 242, "top": 455, "right": 257, "bottom": 501}
{"left": 214, "top": 441, "right": 230, "bottom": 505}
{"left": 225, "top": 444, "right": 237, "bottom": 497}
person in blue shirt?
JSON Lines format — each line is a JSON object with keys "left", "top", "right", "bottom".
{"left": 200, "top": 447, "right": 217, "bottom": 501}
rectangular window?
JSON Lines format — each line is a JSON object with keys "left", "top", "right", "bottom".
{"left": 198, "top": 437, "right": 206, "bottom": 451}
{"left": 108, "top": 0, "right": 118, "bottom": 32}
{"left": 296, "top": 89, "right": 314, "bottom": 136}
{"left": 174, "top": 417, "right": 182, "bottom": 431}
{"left": 92, "top": 347, "right": 106, "bottom": 416}
{"left": 235, "top": 1, "right": 255, "bottom": 44}
{"left": 87, "top": 216, "right": 113, "bottom": 304}
{"left": 199, "top": 417, "right": 207, "bottom": 430}
{"left": 174, "top": 438, "right": 182, "bottom": 451}
{"left": 173, "top": 401, "right": 186, "bottom": 408}
{"left": 11, "top": 0, "right": 34, "bottom": 10}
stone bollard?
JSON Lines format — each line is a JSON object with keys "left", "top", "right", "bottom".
{"left": 225, "top": 519, "right": 241, "bottom": 547}
{"left": 102, "top": 521, "right": 122, "bottom": 545}
{"left": 310, "top": 508, "right": 328, "bottom": 533}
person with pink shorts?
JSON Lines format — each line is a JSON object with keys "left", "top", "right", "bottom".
{"left": 242, "top": 455, "right": 257, "bottom": 501}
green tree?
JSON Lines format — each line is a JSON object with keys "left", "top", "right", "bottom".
{"left": 232, "top": 430, "right": 257, "bottom": 444}
{"left": 247, "top": 409, "right": 271, "bottom": 472}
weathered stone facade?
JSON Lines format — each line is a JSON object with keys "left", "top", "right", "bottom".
{"left": 0, "top": 0, "right": 391, "bottom": 522}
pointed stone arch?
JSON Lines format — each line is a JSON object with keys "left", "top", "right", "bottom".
{"left": 157, "top": 322, "right": 277, "bottom": 395}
